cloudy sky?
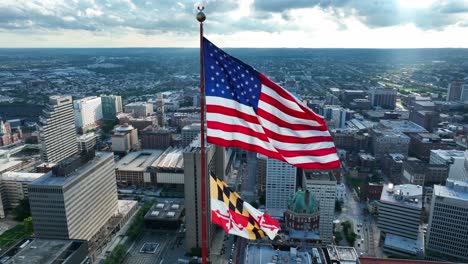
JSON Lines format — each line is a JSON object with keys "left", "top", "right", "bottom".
{"left": 0, "top": 0, "right": 468, "bottom": 48}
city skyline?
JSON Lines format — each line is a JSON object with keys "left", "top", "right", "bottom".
{"left": 0, "top": 0, "right": 468, "bottom": 48}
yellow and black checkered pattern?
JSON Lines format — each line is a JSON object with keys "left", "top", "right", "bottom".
{"left": 210, "top": 172, "right": 266, "bottom": 240}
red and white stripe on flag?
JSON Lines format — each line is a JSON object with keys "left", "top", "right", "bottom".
{"left": 203, "top": 38, "right": 340, "bottom": 170}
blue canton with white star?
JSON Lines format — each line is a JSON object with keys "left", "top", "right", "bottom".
{"left": 203, "top": 38, "right": 263, "bottom": 111}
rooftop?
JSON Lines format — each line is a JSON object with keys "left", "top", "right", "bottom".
{"left": 359, "top": 153, "right": 375, "bottom": 161}
{"left": 288, "top": 189, "right": 319, "bottom": 215}
{"left": 144, "top": 200, "right": 184, "bottom": 221}
{"left": 389, "top": 153, "right": 405, "bottom": 163}
{"left": 125, "top": 102, "right": 151, "bottom": 107}
{"left": 244, "top": 244, "right": 324, "bottom": 264}
{"left": 434, "top": 180, "right": 468, "bottom": 202}
{"left": 326, "top": 246, "right": 360, "bottom": 263}
{"left": 380, "top": 184, "right": 423, "bottom": 209}
{"left": 31, "top": 152, "right": 112, "bottom": 187}
{"left": 1, "top": 238, "right": 87, "bottom": 264}
{"left": 182, "top": 123, "right": 202, "bottom": 131}
{"left": 117, "top": 200, "right": 138, "bottom": 216}
{"left": 152, "top": 147, "right": 185, "bottom": 170}
{"left": 0, "top": 159, "right": 22, "bottom": 173}
{"left": 378, "top": 120, "right": 428, "bottom": 134}
{"left": 374, "top": 129, "right": 410, "bottom": 139}
{"left": 383, "top": 233, "right": 424, "bottom": 255}
{"left": 77, "top": 132, "right": 97, "bottom": 141}
{"left": 1, "top": 171, "right": 44, "bottom": 182}
{"left": 116, "top": 150, "right": 163, "bottom": 172}
{"left": 304, "top": 170, "right": 336, "bottom": 182}
{"left": 430, "top": 149, "right": 465, "bottom": 160}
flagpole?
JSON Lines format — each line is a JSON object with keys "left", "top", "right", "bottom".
{"left": 196, "top": 6, "right": 208, "bottom": 264}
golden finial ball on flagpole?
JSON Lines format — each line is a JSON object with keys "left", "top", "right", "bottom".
{"left": 197, "top": 6, "right": 206, "bottom": 22}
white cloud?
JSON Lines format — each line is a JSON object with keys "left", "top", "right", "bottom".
{"left": 0, "top": 0, "right": 467, "bottom": 47}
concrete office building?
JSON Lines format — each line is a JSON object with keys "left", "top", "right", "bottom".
{"left": 409, "top": 133, "right": 456, "bottom": 161}
{"left": 111, "top": 124, "right": 138, "bottom": 153}
{"left": 378, "top": 184, "right": 422, "bottom": 239}
{"left": 368, "top": 87, "right": 397, "bottom": 109}
{"left": 371, "top": 129, "right": 410, "bottom": 160}
{"left": 461, "top": 83, "right": 468, "bottom": 102}
{"left": 183, "top": 138, "right": 226, "bottom": 254}
{"left": 403, "top": 159, "right": 448, "bottom": 186}
{"left": 101, "top": 95, "right": 123, "bottom": 120}
{"left": 265, "top": 158, "right": 297, "bottom": 218}
{"left": 427, "top": 177, "right": 468, "bottom": 263}
{"left": 302, "top": 170, "right": 337, "bottom": 244}
{"left": 0, "top": 172, "right": 44, "bottom": 218}
{"left": 73, "top": 96, "right": 103, "bottom": 134}
{"left": 378, "top": 184, "right": 424, "bottom": 257}
{"left": 141, "top": 126, "right": 173, "bottom": 149}
{"left": 446, "top": 81, "right": 464, "bottom": 102}
{"left": 115, "top": 150, "right": 163, "bottom": 186}
{"left": 181, "top": 123, "right": 203, "bottom": 147}
{"left": 77, "top": 132, "right": 97, "bottom": 153}
{"left": 28, "top": 152, "right": 118, "bottom": 241}
{"left": 39, "top": 96, "right": 78, "bottom": 163}
{"left": 124, "top": 102, "right": 153, "bottom": 118}
{"left": 323, "top": 105, "right": 348, "bottom": 129}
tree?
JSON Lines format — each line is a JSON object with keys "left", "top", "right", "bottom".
{"left": 251, "top": 201, "right": 259, "bottom": 209}
{"left": 259, "top": 192, "right": 266, "bottom": 205}
{"left": 23, "top": 217, "right": 33, "bottom": 234}
{"left": 334, "top": 232, "right": 343, "bottom": 244}
{"left": 12, "top": 199, "right": 31, "bottom": 221}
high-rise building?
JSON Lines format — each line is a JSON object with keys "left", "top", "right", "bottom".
{"left": 430, "top": 150, "right": 466, "bottom": 181}
{"left": 377, "top": 184, "right": 425, "bottom": 257}
{"left": 427, "top": 175, "right": 468, "bottom": 262}
{"left": 183, "top": 139, "right": 226, "bottom": 254}
{"left": 461, "top": 83, "right": 468, "bottom": 102}
{"left": 322, "top": 105, "right": 348, "bottom": 129}
{"left": 28, "top": 152, "right": 118, "bottom": 241}
{"left": 39, "top": 96, "right": 78, "bottom": 163}
{"left": 302, "top": 170, "right": 336, "bottom": 244}
{"left": 368, "top": 87, "right": 397, "bottom": 109}
{"left": 378, "top": 184, "right": 422, "bottom": 239}
{"left": 101, "top": 95, "right": 123, "bottom": 120}
{"left": 77, "top": 132, "right": 97, "bottom": 153}
{"left": 265, "top": 158, "right": 297, "bottom": 218}
{"left": 73, "top": 96, "right": 103, "bottom": 134}
{"left": 446, "top": 81, "right": 464, "bottom": 102}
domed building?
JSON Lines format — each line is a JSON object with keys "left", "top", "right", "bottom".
{"left": 285, "top": 189, "right": 320, "bottom": 231}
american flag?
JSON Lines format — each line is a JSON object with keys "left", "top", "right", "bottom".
{"left": 203, "top": 38, "right": 340, "bottom": 169}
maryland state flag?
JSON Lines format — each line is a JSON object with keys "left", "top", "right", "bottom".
{"left": 210, "top": 172, "right": 280, "bottom": 240}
